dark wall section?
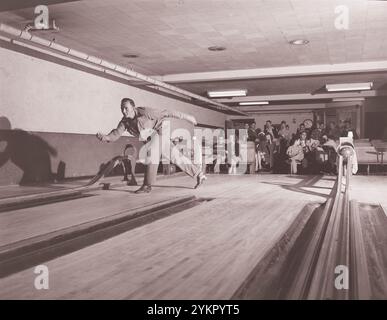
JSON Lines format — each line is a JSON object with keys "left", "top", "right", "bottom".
{"left": 363, "top": 97, "right": 387, "bottom": 140}
{"left": 0, "top": 128, "right": 141, "bottom": 186}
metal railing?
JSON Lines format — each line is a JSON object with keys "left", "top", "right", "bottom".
{"left": 283, "top": 142, "right": 374, "bottom": 300}
{"left": 306, "top": 144, "right": 372, "bottom": 299}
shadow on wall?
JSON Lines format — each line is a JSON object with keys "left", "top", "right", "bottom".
{"left": 0, "top": 116, "right": 57, "bottom": 185}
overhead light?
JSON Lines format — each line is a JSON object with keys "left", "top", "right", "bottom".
{"left": 326, "top": 82, "right": 373, "bottom": 92}
{"left": 208, "top": 46, "right": 226, "bottom": 51}
{"left": 207, "top": 89, "right": 247, "bottom": 98}
{"left": 289, "top": 39, "right": 309, "bottom": 45}
{"left": 332, "top": 98, "right": 365, "bottom": 102}
{"left": 239, "top": 101, "right": 269, "bottom": 106}
{"left": 123, "top": 53, "right": 139, "bottom": 58}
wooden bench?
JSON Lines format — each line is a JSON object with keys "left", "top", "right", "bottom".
{"left": 355, "top": 140, "right": 387, "bottom": 174}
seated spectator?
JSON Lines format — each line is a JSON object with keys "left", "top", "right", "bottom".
{"left": 299, "top": 131, "right": 311, "bottom": 171}
{"left": 300, "top": 131, "right": 321, "bottom": 172}
{"left": 278, "top": 120, "right": 287, "bottom": 135}
{"left": 248, "top": 122, "right": 258, "bottom": 142}
{"left": 308, "top": 137, "right": 322, "bottom": 173}
{"left": 319, "top": 122, "right": 326, "bottom": 135}
{"left": 276, "top": 123, "right": 291, "bottom": 173}
{"left": 311, "top": 122, "right": 325, "bottom": 143}
{"left": 341, "top": 120, "right": 359, "bottom": 139}
{"left": 276, "top": 120, "right": 289, "bottom": 149}
{"left": 278, "top": 122, "right": 289, "bottom": 140}
{"left": 326, "top": 121, "right": 341, "bottom": 141}
{"left": 265, "top": 133, "right": 276, "bottom": 170}
{"left": 264, "top": 120, "right": 278, "bottom": 140}
{"left": 296, "top": 123, "right": 307, "bottom": 137}
{"left": 320, "top": 135, "right": 338, "bottom": 174}
{"left": 307, "top": 136, "right": 320, "bottom": 151}
{"left": 323, "top": 134, "right": 338, "bottom": 149}
{"left": 285, "top": 125, "right": 292, "bottom": 143}
{"left": 338, "top": 120, "right": 345, "bottom": 134}
{"left": 287, "top": 137, "right": 304, "bottom": 174}
{"left": 256, "top": 132, "right": 269, "bottom": 171}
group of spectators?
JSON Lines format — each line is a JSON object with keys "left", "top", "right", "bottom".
{"left": 245, "top": 119, "right": 358, "bottom": 174}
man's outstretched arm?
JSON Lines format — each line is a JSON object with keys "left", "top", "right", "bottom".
{"left": 160, "top": 110, "right": 197, "bottom": 125}
{"left": 96, "top": 121, "right": 125, "bottom": 142}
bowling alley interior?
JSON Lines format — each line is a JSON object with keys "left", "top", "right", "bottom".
{"left": 1, "top": 0, "right": 387, "bottom": 300}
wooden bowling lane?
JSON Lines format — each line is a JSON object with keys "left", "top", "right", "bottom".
{"left": 0, "top": 189, "right": 184, "bottom": 248}
{"left": 0, "top": 174, "right": 334, "bottom": 248}
{"left": 349, "top": 176, "right": 387, "bottom": 299}
{"left": 357, "top": 202, "right": 387, "bottom": 299}
{"left": 0, "top": 175, "right": 334, "bottom": 299}
{"left": 0, "top": 184, "right": 67, "bottom": 200}
{"left": 350, "top": 175, "right": 387, "bottom": 213}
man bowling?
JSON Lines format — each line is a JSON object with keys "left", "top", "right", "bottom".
{"left": 96, "top": 98, "right": 207, "bottom": 193}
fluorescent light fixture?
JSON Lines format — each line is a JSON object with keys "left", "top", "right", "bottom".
{"left": 208, "top": 46, "right": 226, "bottom": 51}
{"left": 289, "top": 39, "right": 309, "bottom": 45}
{"left": 122, "top": 53, "right": 139, "bottom": 58}
{"left": 239, "top": 101, "right": 269, "bottom": 106}
{"left": 332, "top": 98, "right": 365, "bottom": 102}
{"left": 207, "top": 89, "right": 247, "bottom": 98}
{"left": 325, "top": 82, "right": 373, "bottom": 92}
